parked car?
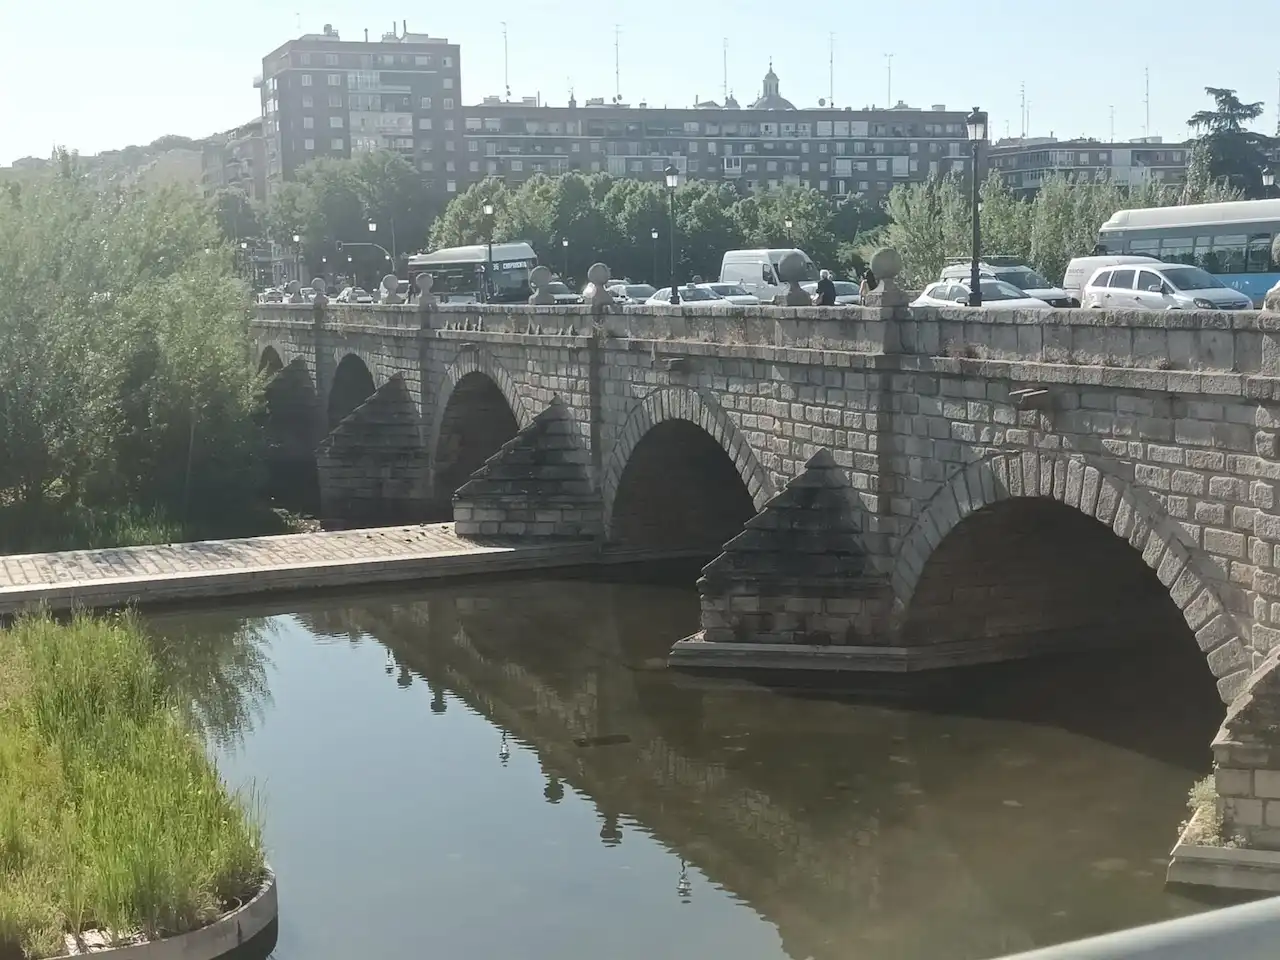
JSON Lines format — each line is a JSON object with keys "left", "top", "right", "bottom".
{"left": 912, "top": 279, "right": 1054, "bottom": 310}
{"left": 800, "top": 279, "right": 862, "bottom": 305}
{"left": 1081, "top": 263, "right": 1254, "bottom": 311}
{"left": 258, "top": 288, "right": 283, "bottom": 304}
{"left": 696, "top": 282, "right": 760, "bottom": 305}
{"left": 719, "top": 248, "right": 819, "bottom": 302}
{"left": 544, "top": 281, "right": 583, "bottom": 305}
{"left": 299, "top": 286, "right": 316, "bottom": 303}
{"left": 1060, "top": 255, "right": 1161, "bottom": 305}
{"left": 335, "top": 286, "right": 374, "bottom": 304}
{"left": 645, "top": 285, "right": 730, "bottom": 305}
{"left": 940, "top": 259, "right": 1072, "bottom": 307}
{"left": 606, "top": 283, "right": 657, "bottom": 304}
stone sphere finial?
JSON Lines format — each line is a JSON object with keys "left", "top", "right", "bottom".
{"left": 582, "top": 262, "right": 615, "bottom": 309}
{"left": 285, "top": 279, "right": 304, "bottom": 304}
{"left": 529, "top": 264, "right": 556, "bottom": 305}
{"left": 773, "top": 251, "right": 812, "bottom": 306}
{"left": 310, "top": 277, "right": 328, "bottom": 307}
{"left": 414, "top": 271, "right": 436, "bottom": 307}
{"left": 380, "top": 272, "right": 403, "bottom": 304}
{"left": 869, "top": 247, "right": 903, "bottom": 282}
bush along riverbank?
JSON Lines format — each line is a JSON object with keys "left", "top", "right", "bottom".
{"left": 0, "top": 612, "right": 267, "bottom": 959}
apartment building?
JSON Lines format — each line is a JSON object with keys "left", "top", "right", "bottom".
{"left": 989, "top": 137, "right": 1193, "bottom": 197}
{"left": 461, "top": 66, "right": 980, "bottom": 202}
{"left": 257, "top": 23, "right": 463, "bottom": 200}
{"left": 201, "top": 118, "right": 267, "bottom": 201}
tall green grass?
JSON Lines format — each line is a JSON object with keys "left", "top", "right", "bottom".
{"left": 0, "top": 612, "right": 265, "bottom": 958}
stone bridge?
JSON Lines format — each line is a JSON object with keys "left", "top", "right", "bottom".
{"left": 252, "top": 295, "right": 1280, "bottom": 700}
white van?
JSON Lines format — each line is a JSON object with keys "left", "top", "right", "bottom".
{"left": 720, "top": 249, "right": 818, "bottom": 302}
{"left": 1060, "top": 255, "right": 1160, "bottom": 306}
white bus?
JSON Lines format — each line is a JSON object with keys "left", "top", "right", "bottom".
{"left": 1097, "top": 199, "right": 1280, "bottom": 306}
{"left": 405, "top": 242, "right": 538, "bottom": 304}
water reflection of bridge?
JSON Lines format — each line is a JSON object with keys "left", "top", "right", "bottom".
{"left": 296, "top": 582, "right": 1205, "bottom": 960}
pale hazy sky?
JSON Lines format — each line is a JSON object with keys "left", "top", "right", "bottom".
{"left": 3, "top": 0, "right": 1277, "bottom": 164}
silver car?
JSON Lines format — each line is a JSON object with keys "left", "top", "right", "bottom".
{"left": 1082, "top": 264, "right": 1253, "bottom": 311}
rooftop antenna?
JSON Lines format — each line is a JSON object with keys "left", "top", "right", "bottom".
{"left": 502, "top": 22, "right": 510, "bottom": 98}
{"left": 1144, "top": 66, "right": 1150, "bottom": 138}
{"left": 722, "top": 38, "right": 728, "bottom": 103}
{"left": 1109, "top": 105, "right": 1115, "bottom": 142}
{"left": 884, "top": 53, "right": 894, "bottom": 108}
{"left": 295, "top": 11, "right": 301, "bottom": 30}
{"left": 614, "top": 25, "right": 622, "bottom": 104}
{"left": 1019, "top": 82, "right": 1026, "bottom": 138}
{"left": 1275, "top": 70, "right": 1279, "bottom": 135}
{"left": 828, "top": 34, "right": 835, "bottom": 108}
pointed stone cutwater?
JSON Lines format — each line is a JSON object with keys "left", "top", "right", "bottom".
{"left": 453, "top": 397, "right": 602, "bottom": 539}
{"left": 694, "top": 449, "right": 878, "bottom": 647}
{"left": 316, "top": 373, "right": 429, "bottom": 524}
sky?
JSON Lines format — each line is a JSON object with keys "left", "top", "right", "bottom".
{"left": 3, "top": 0, "right": 1278, "bottom": 165}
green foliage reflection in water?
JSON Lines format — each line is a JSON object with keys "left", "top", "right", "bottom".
{"left": 0, "top": 612, "right": 264, "bottom": 959}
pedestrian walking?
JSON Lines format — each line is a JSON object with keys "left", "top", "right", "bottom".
{"left": 813, "top": 269, "right": 837, "bottom": 306}
{"left": 859, "top": 268, "right": 877, "bottom": 300}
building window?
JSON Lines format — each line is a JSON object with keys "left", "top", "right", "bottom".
{"left": 420, "top": 96, "right": 432, "bottom": 109}
{"left": 511, "top": 160, "right": 523, "bottom": 171}
{"left": 445, "top": 160, "right": 455, "bottom": 172}
{"left": 327, "top": 74, "right": 341, "bottom": 86}
{"left": 329, "top": 116, "right": 343, "bottom": 128}
{"left": 304, "top": 138, "right": 315, "bottom": 150}
{"left": 446, "top": 180, "right": 457, "bottom": 193}
{"left": 443, "top": 77, "right": 454, "bottom": 89}
{"left": 420, "top": 160, "right": 434, "bottom": 171}
{"left": 302, "top": 116, "right": 314, "bottom": 129}
{"left": 331, "top": 138, "right": 344, "bottom": 150}
{"left": 766, "top": 160, "right": 778, "bottom": 172}
{"left": 301, "top": 74, "right": 313, "bottom": 87}
{"left": 819, "top": 179, "right": 829, "bottom": 191}
{"left": 446, "top": 140, "right": 456, "bottom": 152}
{"left": 325, "top": 53, "right": 339, "bottom": 66}
{"left": 443, "top": 97, "right": 455, "bottom": 109}
{"left": 469, "top": 160, "right": 479, "bottom": 172}
{"left": 415, "top": 55, "right": 432, "bottom": 66}
{"left": 467, "top": 139, "right": 478, "bottom": 152}
{"left": 442, "top": 56, "right": 454, "bottom": 68}
{"left": 329, "top": 94, "right": 342, "bottom": 107}
{"left": 301, "top": 95, "right": 313, "bottom": 108}
{"left": 418, "top": 118, "right": 432, "bottom": 130}
{"left": 299, "top": 53, "right": 311, "bottom": 66}
{"left": 487, "top": 160, "right": 498, "bottom": 173}
{"left": 444, "top": 118, "right": 454, "bottom": 131}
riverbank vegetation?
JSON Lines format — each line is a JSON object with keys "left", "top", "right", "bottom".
{"left": 0, "top": 611, "right": 265, "bottom": 958}
{"left": 0, "top": 153, "right": 292, "bottom": 553}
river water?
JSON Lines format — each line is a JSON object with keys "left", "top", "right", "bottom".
{"left": 146, "top": 570, "right": 1228, "bottom": 960}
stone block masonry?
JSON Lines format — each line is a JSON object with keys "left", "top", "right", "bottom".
{"left": 254, "top": 296, "right": 1280, "bottom": 702}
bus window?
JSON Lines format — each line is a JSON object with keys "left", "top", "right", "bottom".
{"left": 1130, "top": 239, "right": 1160, "bottom": 257}
{"left": 1193, "top": 236, "right": 1214, "bottom": 269}
{"left": 1159, "top": 237, "right": 1194, "bottom": 265}
{"left": 1214, "top": 234, "right": 1247, "bottom": 273}
{"left": 1247, "top": 233, "right": 1275, "bottom": 273}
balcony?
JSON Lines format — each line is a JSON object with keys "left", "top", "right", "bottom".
{"left": 253, "top": 74, "right": 263, "bottom": 89}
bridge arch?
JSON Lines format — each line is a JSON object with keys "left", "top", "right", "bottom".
{"left": 260, "top": 356, "right": 320, "bottom": 511}
{"left": 603, "top": 386, "right": 775, "bottom": 551}
{"left": 427, "top": 349, "right": 532, "bottom": 515}
{"left": 328, "top": 353, "right": 377, "bottom": 429}
{"left": 891, "top": 451, "right": 1247, "bottom": 702}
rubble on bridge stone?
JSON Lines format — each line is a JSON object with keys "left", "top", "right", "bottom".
{"left": 1211, "top": 646, "right": 1280, "bottom": 849}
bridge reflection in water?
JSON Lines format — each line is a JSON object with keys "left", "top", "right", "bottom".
{"left": 148, "top": 576, "right": 1225, "bottom": 960}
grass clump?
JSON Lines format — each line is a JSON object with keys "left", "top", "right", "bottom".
{"left": 0, "top": 612, "right": 265, "bottom": 958}
{"left": 1181, "top": 774, "right": 1246, "bottom": 849}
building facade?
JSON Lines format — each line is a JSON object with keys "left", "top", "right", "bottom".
{"left": 462, "top": 67, "right": 979, "bottom": 203}
{"left": 201, "top": 118, "right": 268, "bottom": 202}
{"left": 257, "top": 23, "right": 462, "bottom": 202}
{"left": 989, "top": 137, "right": 1193, "bottom": 197}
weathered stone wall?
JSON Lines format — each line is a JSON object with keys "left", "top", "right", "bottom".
{"left": 251, "top": 299, "right": 1280, "bottom": 700}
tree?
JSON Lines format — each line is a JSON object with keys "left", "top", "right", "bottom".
{"left": 1188, "top": 87, "right": 1274, "bottom": 199}
{"left": 211, "top": 187, "right": 261, "bottom": 243}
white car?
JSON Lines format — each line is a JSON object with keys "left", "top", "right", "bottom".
{"left": 606, "top": 283, "right": 657, "bottom": 304}
{"left": 645, "top": 285, "right": 730, "bottom": 306}
{"left": 336, "top": 286, "right": 374, "bottom": 304}
{"left": 1081, "top": 263, "right": 1254, "bottom": 311}
{"left": 696, "top": 282, "right": 760, "bottom": 305}
{"left": 939, "top": 259, "right": 1072, "bottom": 307}
{"left": 912, "top": 279, "right": 1054, "bottom": 310}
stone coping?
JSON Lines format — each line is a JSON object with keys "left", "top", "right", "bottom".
{"left": 56, "top": 868, "right": 277, "bottom": 959}
{"left": 1167, "top": 808, "right": 1280, "bottom": 893}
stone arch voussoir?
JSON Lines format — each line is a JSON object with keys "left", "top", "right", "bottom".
{"left": 889, "top": 450, "right": 1247, "bottom": 703}
{"left": 601, "top": 385, "right": 775, "bottom": 532}
{"left": 428, "top": 346, "right": 533, "bottom": 461}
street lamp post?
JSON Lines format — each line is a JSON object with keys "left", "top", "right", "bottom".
{"left": 239, "top": 240, "right": 250, "bottom": 285}
{"left": 369, "top": 219, "right": 397, "bottom": 264}
{"left": 785, "top": 218, "right": 793, "bottom": 246}
{"left": 664, "top": 164, "right": 680, "bottom": 305}
{"left": 292, "top": 233, "right": 301, "bottom": 284}
{"left": 561, "top": 238, "right": 569, "bottom": 280}
{"left": 1264, "top": 167, "right": 1276, "bottom": 199}
{"left": 965, "top": 107, "right": 988, "bottom": 307}
{"left": 482, "top": 202, "right": 495, "bottom": 303}
{"left": 651, "top": 227, "right": 659, "bottom": 283}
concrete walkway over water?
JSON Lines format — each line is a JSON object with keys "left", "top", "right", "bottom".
{"left": 0, "top": 524, "right": 602, "bottom": 615}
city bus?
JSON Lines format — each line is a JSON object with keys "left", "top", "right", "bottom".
{"left": 405, "top": 242, "right": 538, "bottom": 304}
{"left": 1096, "top": 199, "right": 1280, "bottom": 306}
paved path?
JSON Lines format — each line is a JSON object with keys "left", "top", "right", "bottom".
{"left": 0, "top": 524, "right": 601, "bottom": 614}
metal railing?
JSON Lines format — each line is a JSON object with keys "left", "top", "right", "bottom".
{"left": 992, "top": 896, "right": 1280, "bottom": 959}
